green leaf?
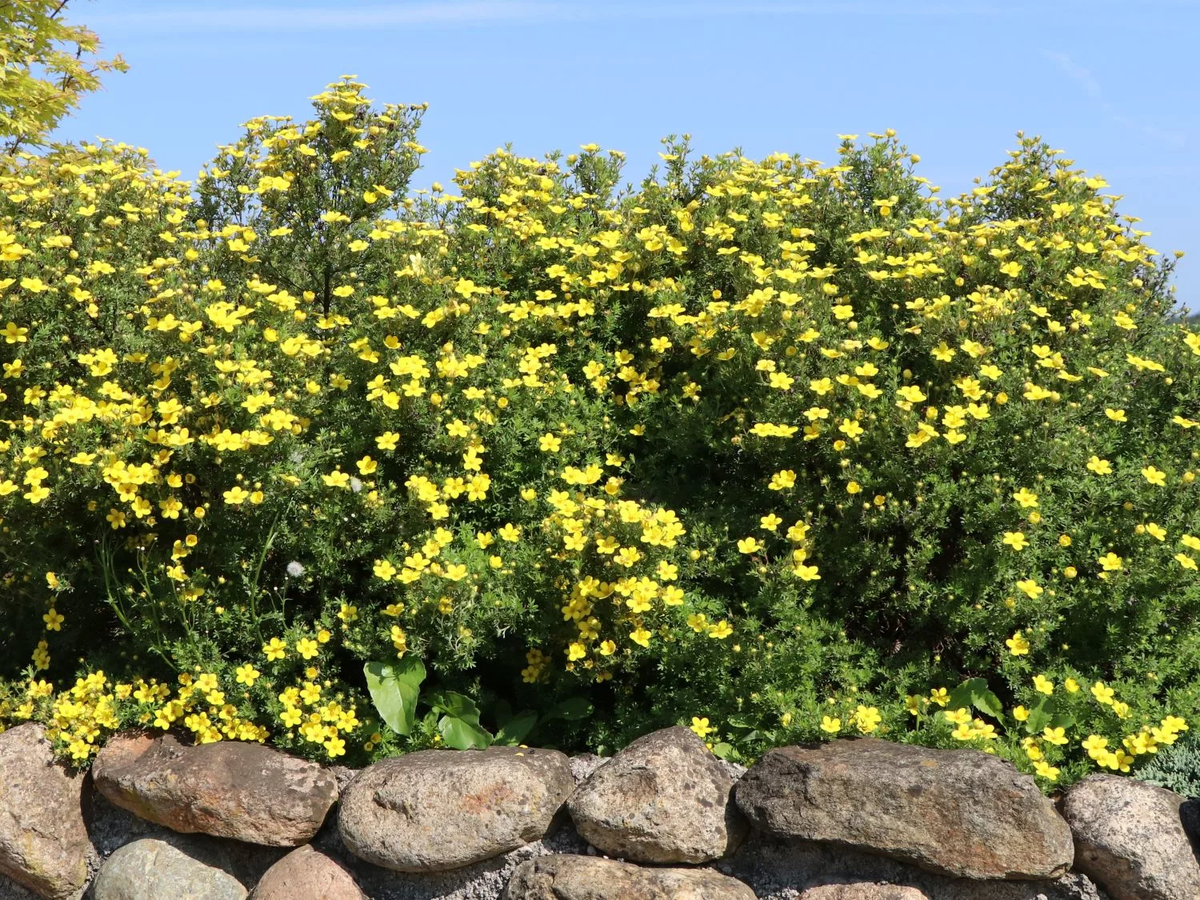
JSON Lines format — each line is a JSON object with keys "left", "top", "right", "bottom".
{"left": 1024, "top": 695, "right": 1052, "bottom": 734}
{"left": 364, "top": 658, "right": 425, "bottom": 736}
{"left": 427, "top": 690, "right": 482, "bottom": 724}
{"left": 1024, "top": 696, "right": 1074, "bottom": 735}
{"left": 545, "top": 696, "right": 592, "bottom": 721}
{"left": 711, "top": 742, "right": 735, "bottom": 760}
{"left": 439, "top": 715, "right": 493, "bottom": 749}
{"left": 949, "top": 677, "right": 1004, "bottom": 723}
{"left": 492, "top": 698, "right": 514, "bottom": 726}
{"left": 494, "top": 711, "right": 538, "bottom": 746}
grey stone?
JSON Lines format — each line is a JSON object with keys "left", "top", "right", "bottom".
{"left": 568, "top": 754, "right": 605, "bottom": 786}
{"left": 567, "top": 726, "right": 747, "bottom": 863}
{"left": 800, "top": 886, "right": 930, "bottom": 900}
{"left": 0, "top": 724, "right": 92, "bottom": 900}
{"left": 735, "top": 738, "right": 1074, "bottom": 880}
{"left": 1059, "top": 774, "right": 1200, "bottom": 900}
{"left": 91, "top": 838, "right": 246, "bottom": 900}
{"left": 91, "top": 731, "right": 338, "bottom": 847}
{"left": 249, "top": 844, "right": 364, "bottom": 900}
{"left": 502, "top": 854, "right": 756, "bottom": 899}
{"left": 337, "top": 746, "right": 573, "bottom": 873}
{"left": 717, "top": 833, "right": 1110, "bottom": 900}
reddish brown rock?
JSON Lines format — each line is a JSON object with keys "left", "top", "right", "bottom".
{"left": 567, "top": 726, "right": 747, "bottom": 863}
{"left": 249, "top": 845, "right": 364, "bottom": 900}
{"left": 735, "top": 738, "right": 1074, "bottom": 880}
{"left": 503, "top": 855, "right": 756, "bottom": 899}
{"left": 0, "top": 723, "right": 93, "bottom": 900}
{"left": 338, "top": 746, "right": 573, "bottom": 872}
{"left": 92, "top": 731, "right": 338, "bottom": 847}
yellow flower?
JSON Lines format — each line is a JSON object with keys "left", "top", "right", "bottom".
{"left": 296, "top": 638, "right": 319, "bottom": 660}
{"left": 322, "top": 470, "right": 351, "bottom": 489}
{"left": 538, "top": 433, "right": 562, "bottom": 452}
{"left": 853, "top": 705, "right": 881, "bottom": 734}
{"left": 1033, "top": 674, "right": 1054, "bottom": 695}
{"left": 737, "top": 537, "right": 762, "bottom": 554}
{"left": 707, "top": 620, "right": 733, "bottom": 639}
{"left": 629, "top": 627, "right": 652, "bottom": 648}
{"left": 262, "top": 637, "right": 287, "bottom": 661}
{"left": 373, "top": 559, "right": 396, "bottom": 581}
{"left": 1042, "top": 726, "right": 1068, "bottom": 746}
{"left": 1016, "top": 579, "right": 1043, "bottom": 599}
{"left": 768, "top": 469, "right": 796, "bottom": 491}
{"left": 1086, "top": 456, "right": 1112, "bottom": 475}
{"left": 1033, "top": 760, "right": 1060, "bottom": 781}
{"left": 690, "top": 716, "right": 714, "bottom": 738}
{"left": 1012, "top": 487, "right": 1039, "bottom": 508}
{"left": 820, "top": 716, "right": 841, "bottom": 734}
{"left": 1141, "top": 465, "right": 1166, "bottom": 486}
{"left": 1091, "top": 681, "right": 1115, "bottom": 705}
{"left": 1003, "top": 532, "right": 1029, "bottom": 551}
{"left": 1098, "top": 552, "right": 1123, "bottom": 572}
{"left": 235, "top": 664, "right": 260, "bottom": 686}
{"left": 1005, "top": 631, "right": 1031, "bottom": 655}
{"left": 223, "top": 485, "right": 250, "bottom": 505}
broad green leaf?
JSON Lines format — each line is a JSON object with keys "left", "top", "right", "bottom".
{"left": 427, "top": 690, "right": 482, "bottom": 724}
{"left": 495, "top": 711, "right": 538, "bottom": 746}
{"left": 546, "top": 696, "right": 592, "bottom": 721}
{"left": 949, "top": 678, "right": 1004, "bottom": 722}
{"left": 364, "top": 658, "right": 425, "bottom": 736}
{"left": 439, "top": 715, "right": 493, "bottom": 749}
{"left": 1024, "top": 695, "right": 1052, "bottom": 734}
{"left": 492, "top": 698, "right": 514, "bottom": 726}
{"left": 711, "top": 742, "right": 735, "bottom": 760}
{"left": 969, "top": 686, "right": 1006, "bottom": 723}
{"left": 947, "top": 680, "right": 978, "bottom": 715}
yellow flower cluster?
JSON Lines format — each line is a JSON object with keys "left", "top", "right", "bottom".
{"left": 0, "top": 80, "right": 1195, "bottom": 778}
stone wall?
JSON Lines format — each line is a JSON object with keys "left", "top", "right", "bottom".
{"left": 1, "top": 723, "right": 1197, "bottom": 900}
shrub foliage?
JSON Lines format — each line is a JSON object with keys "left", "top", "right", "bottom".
{"left": 0, "top": 78, "right": 1195, "bottom": 787}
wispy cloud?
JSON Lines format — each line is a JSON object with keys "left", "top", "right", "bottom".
{"left": 89, "top": 1, "right": 1025, "bottom": 33}
{"left": 1041, "top": 51, "right": 1103, "bottom": 101}
{"left": 1042, "top": 50, "right": 1186, "bottom": 151}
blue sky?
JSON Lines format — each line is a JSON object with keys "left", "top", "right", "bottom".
{"left": 54, "top": 0, "right": 1199, "bottom": 309}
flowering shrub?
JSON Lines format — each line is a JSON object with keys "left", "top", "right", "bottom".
{"left": 0, "top": 78, "right": 1196, "bottom": 787}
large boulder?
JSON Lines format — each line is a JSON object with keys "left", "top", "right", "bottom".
{"left": 567, "top": 726, "right": 747, "bottom": 863}
{"left": 0, "top": 724, "right": 93, "bottom": 900}
{"left": 1059, "top": 774, "right": 1200, "bottom": 900}
{"left": 91, "top": 731, "right": 338, "bottom": 847}
{"left": 248, "top": 845, "right": 364, "bottom": 900}
{"left": 91, "top": 838, "right": 246, "bottom": 900}
{"left": 337, "top": 746, "right": 573, "bottom": 873}
{"left": 503, "top": 855, "right": 756, "bottom": 900}
{"left": 735, "top": 738, "right": 1074, "bottom": 880}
